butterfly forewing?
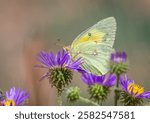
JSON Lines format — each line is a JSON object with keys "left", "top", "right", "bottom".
{"left": 71, "top": 17, "right": 116, "bottom": 48}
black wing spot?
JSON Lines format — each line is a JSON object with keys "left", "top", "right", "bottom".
{"left": 88, "top": 33, "right": 92, "bottom": 37}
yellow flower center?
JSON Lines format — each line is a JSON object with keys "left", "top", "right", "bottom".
{"left": 3, "top": 99, "right": 15, "bottom": 106}
{"left": 127, "top": 83, "right": 144, "bottom": 97}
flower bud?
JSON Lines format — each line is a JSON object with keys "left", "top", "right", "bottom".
{"left": 67, "top": 87, "right": 80, "bottom": 103}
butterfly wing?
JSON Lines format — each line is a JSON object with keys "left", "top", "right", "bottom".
{"left": 70, "top": 17, "right": 116, "bottom": 75}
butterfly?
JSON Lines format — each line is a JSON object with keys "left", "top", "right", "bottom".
{"left": 64, "top": 17, "right": 117, "bottom": 75}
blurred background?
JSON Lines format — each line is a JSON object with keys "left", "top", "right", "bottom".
{"left": 0, "top": 0, "right": 150, "bottom": 105}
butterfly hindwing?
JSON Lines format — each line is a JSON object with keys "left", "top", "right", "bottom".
{"left": 73, "top": 42, "right": 115, "bottom": 75}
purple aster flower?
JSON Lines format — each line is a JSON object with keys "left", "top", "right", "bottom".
{"left": 36, "top": 50, "right": 82, "bottom": 80}
{"left": 81, "top": 73, "right": 116, "bottom": 87}
{"left": 110, "top": 51, "right": 128, "bottom": 75}
{"left": 36, "top": 50, "right": 83, "bottom": 95}
{"left": 81, "top": 73, "right": 116, "bottom": 103}
{"left": 111, "top": 52, "right": 127, "bottom": 63}
{"left": 120, "top": 75, "right": 150, "bottom": 98}
{"left": 1, "top": 87, "right": 29, "bottom": 106}
{"left": 120, "top": 75, "right": 150, "bottom": 106}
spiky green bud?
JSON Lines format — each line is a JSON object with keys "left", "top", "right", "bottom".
{"left": 49, "top": 68, "right": 73, "bottom": 95}
{"left": 67, "top": 87, "right": 80, "bottom": 103}
{"left": 110, "top": 62, "right": 128, "bottom": 75}
{"left": 89, "top": 84, "right": 110, "bottom": 103}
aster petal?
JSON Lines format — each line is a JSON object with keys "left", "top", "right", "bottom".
{"left": 34, "top": 64, "right": 49, "bottom": 69}
{"left": 81, "top": 73, "right": 93, "bottom": 85}
{"left": 38, "top": 52, "right": 47, "bottom": 65}
{"left": 76, "top": 67, "right": 86, "bottom": 73}
{"left": 89, "top": 73, "right": 94, "bottom": 82}
{"left": 12, "top": 88, "right": 21, "bottom": 103}
{"left": 130, "top": 87, "right": 134, "bottom": 96}
{"left": 81, "top": 74, "right": 87, "bottom": 84}
{"left": 8, "top": 87, "right": 16, "bottom": 99}
{"left": 61, "top": 50, "right": 66, "bottom": 58}
{"left": 119, "top": 75, "right": 129, "bottom": 92}
{"left": 67, "top": 58, "right": 83, "bottom": 71}
{"left": 122, "top": 52, "right": 127, "bottom": 62}
{"left": 49, "top": 51, "right": 56, "bottom": 66}
{"left": 138, "top": 91, "right": 150, "bottom": 98}
{"left": 65, "top": 58, "right": 71, "bottom": 66}
{"left": 56, "top": 51, "right": 61, "bottom": 64}
{"left": 5, "top": 91, "right": 9, "bottom": 98}
{"left": 38, "top": 51, "right": 53, "bottom": 67}
{"left": 15, "top": 89, "right": 22, "bottom": 105}
{"left": 15, "top": 90, "right": 28, "bottom": 105}
{"left": 103, "top": 74, "right": 116, "bottom": 87}
{"left": 110, "top": 53, "right": 115, "bottom": 61}
{"left": 60, "top": 52, "right": 69, "bottom": 66}
{"left": 72, "top": 58, "right": 83, "bottom": 66}
{"left": 39, "top": 72, "right": 49, "bottom": 81}
{"left": 18, "top": 94, "right": 28, "bottom": 105}
{"left": 96, "top": 75, "right": 104, "bottom": 85}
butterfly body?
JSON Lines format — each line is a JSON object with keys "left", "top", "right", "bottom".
{"left": 64, "top": 17, "right": 117, "bottom": 75}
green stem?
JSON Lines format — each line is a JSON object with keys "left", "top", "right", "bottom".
{"left": 57, "top": 94, "right": 62, "bottom": 106}
{"left": 99, "top": 101, "right": 103, "bottom": 106}
{"left": 79, "top": 96, "right": 99, "bottom": 106}
{"left": 97, "top": 99, "right": 103, "bottom": 106}
{"left": 114, "top": 74, "right": 120, "bottom": 106}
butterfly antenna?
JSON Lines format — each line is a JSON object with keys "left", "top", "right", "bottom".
{"left": 55, "top": 39, "right": 65, "bottom": 47}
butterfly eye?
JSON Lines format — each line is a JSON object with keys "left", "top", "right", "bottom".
{"left": 63, "top": 46, "right": 70, "bottom": 52}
